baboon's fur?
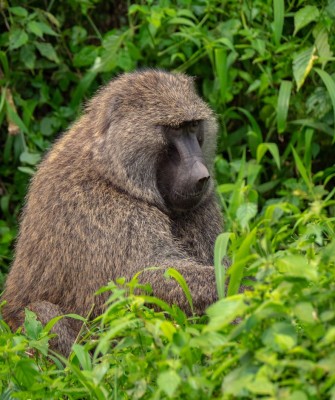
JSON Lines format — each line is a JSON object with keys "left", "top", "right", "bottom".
{"left": 2, "top": 70, "right": 223, "bottom": 355}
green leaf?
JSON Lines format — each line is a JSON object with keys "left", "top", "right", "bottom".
{"left": 73, "top": 46, "right": 99, "bottom": 67}
{"left": 293, "top": 47, "right": 317, "bottom": 90}
{"left": 18, "top": 166, "right": 35, "bottom": 175}
{"left": 35, "top": 42, "right": 59, "bottom": 63}
{"left": 168, "top": 17, "right": 195, "bottom": 27}
{"left": 20, "top": 151, "right": 41, "bottom": 166}
{"left": 29, "top": 21, "right": 58, "bottom": 37}
{"left": 217, "top": 183, "right": 236, "bottom": 193}
{"left": 164, "top": 268, "right": 193, "bottom": 314}
{"left": 275, "top": 254, "right": 318, "bottom": 281}
{"left": 206, "top": 295, "right": 247, "bottom": 331}
{"left": 228, "top": 228, "right": 257, "bottom": 296}
{"left": 24, "top": 309, "right": 43, "bottom": 340}
{"left": 0, "top": 51, "right": 9, "bottom": 78}
{"left": 6, "top": 101, "right": 29, "bottom": 134}
{"left": 214, "top": 232, "right": 233, "bottom": 299}
{"left": 294, "top": 6, "right": 320, "bottom": 35}
{"left": 236, "top": 203, "right": 257, "bottom": 229}
{"left": 237, "top": 107, "right": 263, "bottom": 158}
{"left": 215, "top": 48, "right": 228, "bottom": 103}
{"left": 314, "top": 26, "right": 333, "bottom": 67}
{"left": 257, "top": 143, "right": 281, "bottom": 169}
{"left": 262, "top": 322, "right": 297, "bottom": 352}
{"left": 157, "top": 370, "right": 181, "bottom": 398}
{"left": 9, "top": 29, "right": 28, "bottom": 50}
{"left": 9, "top": 6, "right": 28, "bottom": 17}
{"left": 294, "top": 302, "right": 316, "bottom": 324}
{"left": 291, "top": 146, "right": 312, "bottom": 190}
{"left": 72, "top": 344, "right": 92, "bottom": 371}
{"left": 277, "top": 80, "right": 292, "bottom": 133}
{"left": 14, "top": 360, "right": 39, "bottom": 389}
{"left": 273, "top": 0, "right": 285, "bottom": 45}
{"left": 20, "top": 45, "right": 36, "bottom": 69}
{"left": 314, "top": 68, "right": 335, "bottom": 131}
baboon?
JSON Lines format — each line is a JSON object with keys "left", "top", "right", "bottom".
{"left": 2, "top": 70, "right": 223, "bottom": 355}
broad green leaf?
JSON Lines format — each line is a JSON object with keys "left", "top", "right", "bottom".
{"left": 14, "top": 360, "right": 39, "bottom": 389}
{"left": 20, "top": 151, "right": 41, "bottom": 165}
{"left": 27, "top": 21, "right": 58, "bottom": 38}
{"left": 35, "top": 42, "right": 59, "bottom": 63}
{"left": 214, "top": 232, "right": 233, "bottom": 299}
{"left": 293, "top": 47, "right": 317, "bottom": 90}
{"left": 236, "top": 203, "right": 257, "bottom": 229}
{"left": 9, "top": 29, "right": 28, "bottom": 50}
{"left": 273, "top": 0, "right": 284, "bottom": 45}
{"left": 24, "top": 309, "right": 43, "bottom": 340}
{"left": 215, "top": 37, "right": 235, "bottom": 52}
{"left": 262, "top": 322, "right": 297, "bottom": 352}
{"left": 290, "top": 391, "right": 308, "bottom": 400}
{"left": 206, "top": 295, "right": 247, "bottom": 331}
{"left": 73, "top": 46, "right": 99, "bottom": 67}
{"left": 275, "top": 254, "right": 318, "bottom": 281}
{"left": 315, "top": 68, "right": 335, "bottom": 132}
{"left": 294, "top": 6, "right": 320, "bottom": 35}
{"left": 314, "top": 26, "right": 333, "bottom": 67}
{"left": 9, "top": 6, "right": 28, "bottom": 17}
{"left": 277, "top": 80, "right": 292, "bottom": 133}
{"left": 294, "top": 302, "right": 315, "bottom": 324}
{"left": 157, "top": 370, "right": 181, "bottom": 398}
{"left": 257, "top": 143, "right": 281, "bottom": 169}
{"left": 247, "top": 378, "right": 275, "bottom": 396}
{"left": 20, "top": 45, "right": 36, "bottom": 69}
{"left": 72, "top": 344, "right": 92, "bottom": 371}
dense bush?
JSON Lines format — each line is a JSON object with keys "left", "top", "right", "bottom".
{"left": 1, "top": 0, "right": 335, "bottom": 398}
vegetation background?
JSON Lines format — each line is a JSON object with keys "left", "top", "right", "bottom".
{"left": 1, "top": 0, "right": 335, "bottom": 398}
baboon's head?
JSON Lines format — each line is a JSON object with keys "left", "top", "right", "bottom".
{"left": 86, "top": 70, "right": 218, "bottom": 213}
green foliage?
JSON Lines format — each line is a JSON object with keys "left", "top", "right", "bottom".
{"left": 1, "top": 0, "right": 335, "bottom": 398}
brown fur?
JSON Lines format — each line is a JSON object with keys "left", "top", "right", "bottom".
{"left": 2, "top": 70, "right": 223, "bottom": 356}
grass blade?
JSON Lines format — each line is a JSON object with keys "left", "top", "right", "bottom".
{"left": 227, "top": 228, "right": 257, "bottom": 296}
{"left": 257, "top": 143, "right": 281, "bottom": 169}
{"left": 291, "top": 146, "right": 312, "bottom": 191}
{"left": 277, "top": 80, "right": 292, "bottom": 133}
{"left": 164, "top": 268, "right": 194, "bottom": 314}
{"left": 215, "top": 48, "right": 228, "bottom": 103}
{"left": 214, "top": 232, "right": 233, "bottom": 299}
{"left": 273, "top": 0, "right": 285, "bottom": 45}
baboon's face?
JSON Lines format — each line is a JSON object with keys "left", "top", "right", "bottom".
{"left": 157, "top": 120, "right": 211, "bottom": 212}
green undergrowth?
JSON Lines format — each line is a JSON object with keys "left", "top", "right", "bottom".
{"left": 1, "top": 0, "right": 335, "bottom": 398}
{"left": 1, "top": 184, "right": 335, "bottom": 399}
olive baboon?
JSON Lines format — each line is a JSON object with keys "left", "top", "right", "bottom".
{"left": 2, "top": 70, "right": 223, "bottom": 355}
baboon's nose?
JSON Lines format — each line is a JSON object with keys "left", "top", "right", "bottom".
{"left": 192, "top": 161, "right": 210, "bottom": 191}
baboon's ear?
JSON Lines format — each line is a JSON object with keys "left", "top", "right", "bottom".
{"left": 110, "top": 96, "right": 123, "bottom": 112}
{"left": 96, "top": 96, "right": 122, "bottom": 134}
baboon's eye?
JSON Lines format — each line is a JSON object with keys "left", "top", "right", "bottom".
{"left": 197, "top": 132, "right": 204, "bottom": 146}
{"left": 189, "top": 120, "right": 200, "bottom": 134}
